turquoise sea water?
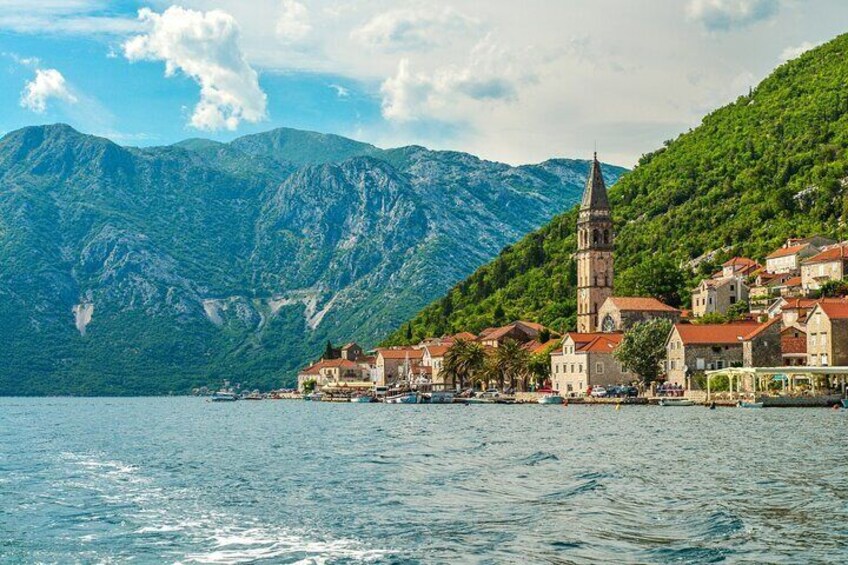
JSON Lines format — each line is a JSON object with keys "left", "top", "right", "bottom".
{"left": 1, "top": 398, "right": 847, "bottom": 564}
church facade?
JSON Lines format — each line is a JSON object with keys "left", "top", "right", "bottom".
{"left": 576, "top": 154, "right": 614, "bottom": 333}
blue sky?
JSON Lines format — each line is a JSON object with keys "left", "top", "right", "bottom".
{"left": 2, "top": 1, "right": 848, "bottom": 166}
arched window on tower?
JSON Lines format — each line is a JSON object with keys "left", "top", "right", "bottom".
{"left": 603, "top": 229, "right": 610, "bottom": 245}
{"left": 593, "top": 229, "right": 599, "bottom": 245}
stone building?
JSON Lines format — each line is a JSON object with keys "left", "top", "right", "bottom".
{"left": 691, "top": 276, "right": 749, "bottom": 317}
{"left": 374, "top": 347, "right": 424, "bottom": 386}
{"left": 340, "top": 342, "right": 363, "bottom": 361}
{"left": 550, "top": 332, "right": 633, "bottom": 395}
{"left": 576, "top": 154, "right": 613, "bottom": 332}
{"left": 477, "top": 320, "right": 546, "bottom": 348}
{"left": 422, "top": 343, "right": 451, "bottom": 390}
{"left": 807, "top": 302, "right": 848, "bottom": 366}
{"left": 741, "top": 317, "right": 782, "bottom": 368}
{"left": 765, "top": 240, "right": 823, "bottom": 274}
{"left": 781, "top": 325, "right": 808, "bottom": 366}
{"left": 800, "top": 242, "right": 847, "bottom": 293}
{"left": 665, "top": 322, "right": 760, "bottom": 388}
{"left": 597, "top": 296, "right": 681, "bottom": 332}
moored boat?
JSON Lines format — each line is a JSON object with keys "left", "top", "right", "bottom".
{"left": 210, "top": 390, "right": 238, "bottom": 402}
{"left": 842, "top": 399, "right": 848, "bottom": 409}
{"left": 350, "top": 395, "right": 373, "bottom": 403}
{"left": 658, "top": 398, "right": 694, "bottom": 407}
{"left": 739, "top": 401, "right": 764, "bottom": 408}
{"left": 538, "top": 394, "right": 564, "bottom": 405}
{"left": 385, "top": 391, "right": 419, "bottom": 404}
{"left": 426, "top": 391, "right": 454, "bottom": 404}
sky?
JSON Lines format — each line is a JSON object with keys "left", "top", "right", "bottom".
{"left": 1, "top": 0, "right": 847, "bottom": 167}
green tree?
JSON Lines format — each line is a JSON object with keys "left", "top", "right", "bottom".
{"left": 323, "top": 340, "right": 337, "bottom": 360}
{"left": 443, "top": 339, "right": 487, "bottom": 391}
{"left": 405, "top": 322, "right": 413, "bottom": 341}
{"left": 614, "top": 319, "right": 673, "bottom": 386}
{"left": 302, "top": 378, "right": 317, "bottom": 393}
{"left": 483, "top": 339, "right": 531, "bottom": 391}
{"left": 528, "top": 350, "right": 552, "bottom": 389}
{"left": 617, "top": 257, "right": 688, "bottom": 307}
{"left": 821, "top": 279, "right": 848, "bottom": 297}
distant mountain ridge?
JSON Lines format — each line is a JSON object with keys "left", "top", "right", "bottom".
{"left": 386, "top": 33, "right": 848, "bottom": 343}
{"left": 0, "top": 123, "right": 625, "bottom": 394}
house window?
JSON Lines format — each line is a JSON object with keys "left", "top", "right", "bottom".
{"left": 822, "top": 354, "right": 829, "bottom": 366}
{"left": 730, "top": 296, "right": 736, "bottom": 305}
{"left": 670, "top": 360, "right": 676, "bottom": 370}
{"left": 716, "top": 360, "right": 725, "bottom": 369}
{"left": 595, "top": 362, "right": 604, "bottom": 374}
{"left": 579, "top": 364, "right": 583, "bottom": 373}
{"left": 570, "top": 364, "right": 575, "bottom": 373}
{"left": 696, "top": 358, "right": 705, "bottom": 370}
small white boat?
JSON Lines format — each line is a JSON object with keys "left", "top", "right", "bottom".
{"left": 385, "top": 392, "right": 419, "bottom": 404}
{"left": 427, "top": 391, "right": 454, "bottom": 404}
{"left": 350, "top": 395, "right": 373, "bottom": 403}
{"left": 538, "top": 394, "right": 564, "bottom": 405}
{"left": 658, "top": 398, "right": 694, "bottom": 407}
{"left": 739, "top": 401, "right": 764, "bottom": 409}
{"left": 210, "top": 391, "right": 238, "bottom": 402}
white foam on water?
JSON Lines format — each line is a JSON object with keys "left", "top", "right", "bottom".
{"left": 183, "top": 526, "right": 394, "bottom": 564}
{"left": 136, "top": 524, "right": 184, "bottom": 534}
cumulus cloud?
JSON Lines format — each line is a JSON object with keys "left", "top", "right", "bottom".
{"left": 353, "top": 7, "right": 476, "bottom": 51}
{"left": 276, "top": 0, "right": 311, "bottom": 43}
{"left": 380, "top": 37, "right": 523, "bottom": 122}
{"left": 687, "top": 0, "right": 779, "bottom": 31}
{"left": 123, "top": 6, "right": 267, "bottom": 131}
{"left": 19, "top": 68, "right": 78, "bottom": 113}
{"left": 780, "top": 41, "right": 820, "bottom": 62}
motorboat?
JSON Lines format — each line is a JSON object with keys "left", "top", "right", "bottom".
{"left": 738, "top": 401, "right": 764, "bottom": 408}
{"left": 538, "top": 394, "right": 564, "bottom": 405}
{"left": 350, "top": 395, "right": 373, "bottom": 403}
{"left": 384, "top": 391, "right": 419, "bottom": 404}
{"left": 658, "top": 398, "right": 694, "bottom": 407}
{"left": 210, "top": 390, "right": 238, "bottom": 402}
{"left": 842, "top": 399, "right": 848, "bottom": 409}
{"left": 426, "top": 391, "right": 454, "bottom": 404}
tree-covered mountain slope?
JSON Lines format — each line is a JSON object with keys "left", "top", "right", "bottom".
{"left": 0, "top": 124, "right": 624, "bottom": 394}
{"left": 386, "top": 33, "right": 848, "bottom": 344}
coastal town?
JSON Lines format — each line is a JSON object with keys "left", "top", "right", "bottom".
{"left": 288, "top": 155, "right": 848, "bottom": 407}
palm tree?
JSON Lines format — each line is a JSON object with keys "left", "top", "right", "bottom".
{"left": 492, "top": 339, "right": 531, "bottom": 392}
{"left": 444, "top": 339, "right": 487, "bottom": 391}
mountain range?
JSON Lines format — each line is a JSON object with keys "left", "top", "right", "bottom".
{"left": 388, "top": 33, "right": 848, "bottom": 343}
{"left": 0, "top": 124, "right": 624, "bottom": 395}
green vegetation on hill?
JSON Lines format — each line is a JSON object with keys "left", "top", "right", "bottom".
{"left": 386, "top": 33, "right": 848, "bottom": 343}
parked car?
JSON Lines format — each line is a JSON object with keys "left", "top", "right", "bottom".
{"left": 590, "top": 386, "right": 608, "bottom": 398}
{"left": 607, "top": 385, "right": 638, "bottom": 398}
{"left": 477, "top": 389, "right": 500, "bottom": 399}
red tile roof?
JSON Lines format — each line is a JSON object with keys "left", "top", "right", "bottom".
{"left": 742, "top": 317, "right": 782, "bottom": 340}
{"left": 452, "top": 331, "right": 477, "bottom": 341}
{"left": 565, "top": 332, "right": 611, "bottom": 344}
{"left": 802, "top": 243, "right": 848, "bottom": 265}
{"left": 578, "top": 334, "right": 623, "bottom": 353}
{"left": 320, "top": 358, "right": 360, "bottom": 369}
{"left": 818, "top": 302, "right": 848, "bottom": 320}
{"left": 606, "top": 297, "right": 680, "bottom": 312}
{"left": 723, "top": 256, "right": 758, "bottom": 267}
{"left": 376, "top": 348, "right": 424, "bottom": 360}
{"left": 767, "top": 243, "right": 811, "bottom": 259}
{"left": 673, "top": 323, "right": 759, "bottom": 345}
{"left": 424, "top": 344, "right": 451, "bottom": 357}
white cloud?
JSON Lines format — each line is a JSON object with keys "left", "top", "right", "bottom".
{"left": 0, "top": 0, "right": 140, "bottom": 35}
{"left": 687, "top": 0, "right": 780, "bottom": 31}
{"left": 276, "top": 0, "right": 311, "bottom": 43}
{"left": 123, "top": 6, "right": 267, "bottom": 131}
{"left": 352, "top": 7, "right": 476, "bottom": 51}
{"left": 380, "top": 36, "right": 523, "bottom": 122}
{"left": 19, "top": 68, "right": 78, "bottom": 113}
{"left": 780, "top": 41, "right": 820, "bottom": 62}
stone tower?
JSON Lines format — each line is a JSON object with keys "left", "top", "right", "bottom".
{"left": 576, "top": 153, "right": 614, "bottom": 333}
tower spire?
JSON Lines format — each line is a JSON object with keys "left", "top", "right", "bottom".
{"left": 580, "top": 153, "right": 609, "bottom": 211}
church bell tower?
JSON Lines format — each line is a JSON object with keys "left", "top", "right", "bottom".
{"left": 576, "top": 153, "right": 614, "bottom": 333}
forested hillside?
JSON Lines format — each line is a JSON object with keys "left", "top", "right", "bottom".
{"left": 386, "top": 33, "right": 848, "bottom": 343}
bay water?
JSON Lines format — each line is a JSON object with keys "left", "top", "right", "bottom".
{"left": 1, "top": 398, "right": 847, "bottom": 563}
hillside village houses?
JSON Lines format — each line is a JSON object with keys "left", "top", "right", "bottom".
{"left": 297, "top": 154, "right": 848, "bottom": 398}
